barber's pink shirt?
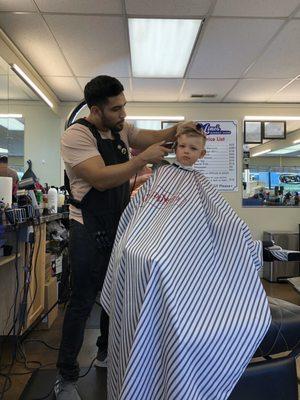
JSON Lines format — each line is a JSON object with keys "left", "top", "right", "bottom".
{"left": 61, "top": 121, "right": 140, "bottom": 224}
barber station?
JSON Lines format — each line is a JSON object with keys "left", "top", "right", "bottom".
{"left": 1, "top": 1, "right": 300, "bottom": 400}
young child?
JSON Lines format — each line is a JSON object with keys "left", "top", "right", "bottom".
{"left": 174, "top": 125, "right": 206, "bottom": 167}
{"left": 101, "top": 123, "right": 271, "bottom": 400}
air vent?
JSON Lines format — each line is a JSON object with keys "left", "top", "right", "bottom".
{"left": 191, "top": 94, "right": 217, "bottom": 98}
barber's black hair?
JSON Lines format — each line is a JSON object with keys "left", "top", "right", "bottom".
{"left": 0, "top": 155, "right": 8, "bottom": 163}
{"left": 84, "top": 75, "right": 124, "bottom": 109}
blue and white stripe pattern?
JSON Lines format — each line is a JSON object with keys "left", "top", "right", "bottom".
{"left": 269, "top": 248, "right": 300, "bottom": 261}
{"left": 101, "top": 165, "right": 271, "bottom": 400}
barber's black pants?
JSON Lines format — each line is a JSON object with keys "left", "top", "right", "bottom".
{"left": 57, "top": 219, "right": 110, "bottom": 381}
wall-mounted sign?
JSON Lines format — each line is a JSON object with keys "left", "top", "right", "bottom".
{"left": 195, "top": 121, "right": 237, "bottom": 192}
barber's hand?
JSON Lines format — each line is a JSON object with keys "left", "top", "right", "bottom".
{"left": 137, "top": 141, "right": 172, "bottom": 164}
{"left": 175, "top": 121, "right": 204, "bottom": 137}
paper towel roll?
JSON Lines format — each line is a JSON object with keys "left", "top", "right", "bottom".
{"left": 0, "top": 177, "right": 13, "bottom": 207}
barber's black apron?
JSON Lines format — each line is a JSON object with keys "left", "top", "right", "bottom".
{"left": 69, "top": 118, "right": 130, "bottom": 288}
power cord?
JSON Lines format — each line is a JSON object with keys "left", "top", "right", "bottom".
{"left": 23, "top": 339, "right": 59, "bottom": 351}
{"left": 0, "top": 224, "right": 38, "bottom": 400}
{"left": 0, "top": 373, "right": 12, "bottom": 396}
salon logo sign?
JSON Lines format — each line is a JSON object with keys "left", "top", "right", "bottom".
{"left": 198, "top": 122, "right": 232, "bottom": 136}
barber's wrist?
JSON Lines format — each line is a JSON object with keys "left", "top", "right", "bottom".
{"left": 132, "top": 154, "right": 147, "bottom": 169}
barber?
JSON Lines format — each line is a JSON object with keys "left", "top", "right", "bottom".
{"left": 56, "top": 75, "right": 197, "bottom": 400}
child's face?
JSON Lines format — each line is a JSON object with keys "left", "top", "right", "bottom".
{"left": 175, "top": 134, "right": 206, "bottom": 166}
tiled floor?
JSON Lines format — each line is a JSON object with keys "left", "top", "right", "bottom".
{"left": 0, "top": 279, "right": 300, "bottom": 399}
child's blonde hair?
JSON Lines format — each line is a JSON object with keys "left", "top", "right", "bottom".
{"left": 177, "top": 126, "right": 206, "bottom": 146}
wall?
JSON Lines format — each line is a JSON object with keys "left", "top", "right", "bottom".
{"left": 249, "top": 157, "right": 300, "bottom": 168}
{"left": 0, "top": 100, "right": 61, "bottom": 186}
{"left": 62, "top": 101, "right": 300, "bottom": 240}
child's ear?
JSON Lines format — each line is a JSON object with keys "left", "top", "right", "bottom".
{"left": 199, "top": 149, "right": 206, "bottom": 159}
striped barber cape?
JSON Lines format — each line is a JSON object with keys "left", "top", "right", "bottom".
{"left": 101, "top": 164, "right": 271, "bottom": 400}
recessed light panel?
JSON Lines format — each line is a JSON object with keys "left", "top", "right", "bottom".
{"left": 128, "top": 18, "right": 202, "bottom": 78}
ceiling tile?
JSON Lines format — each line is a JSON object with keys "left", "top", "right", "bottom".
{"left": 225, "top": 78, "right": 290, "bottom": 102}
{"left": 45, "top": 15, "right": 131, "bottom": 77}
{"left": 269, "top": 78, "right": 300, "bottom": 102}
{"left": 0, "top": 14, "right": 72, "bottom": 77}
{"left": 77, "top": 77, "right": 133, "bottom": 101}
{"left": 131, "top": 78, "right": 182, "bottom": 101}
{"left": 180, "top": 79, "right": 237, "bottom": 102}
{"left": 245, "top": 21, "right": 300, "bottom": 78}
{"left": 125, "top": 0, "right": 212, "bottom": 16}
{"left": 0, "top": 0, "right": 36, "bottom": 12}
{"left": 44, "top": 77, "right": 83, "bottom": 101}
{"left": 213, "top": 0, "right": 300, "bottom": 17}
{"left": 36, "top": 0, "right": 122, "bottom": 14}
{"left": 187, "top": 18, "right": 283, "bottom": 78}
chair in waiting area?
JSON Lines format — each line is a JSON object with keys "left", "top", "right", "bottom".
{"left": 230, "top": 242, "right": 300, "bottom": 400}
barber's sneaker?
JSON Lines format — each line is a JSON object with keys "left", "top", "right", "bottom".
{"left": 94, "top": 348, "right": 107, "bottom": 368}
{"left": 54, "top": 375, "right": 82, "bottom": 400}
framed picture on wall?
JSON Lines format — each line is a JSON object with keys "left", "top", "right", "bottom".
{"left": 263, "top": 121, "right": 286, "bottom": 140}
{"left": 243, "top": 121, "right": 263, "bottom": 144}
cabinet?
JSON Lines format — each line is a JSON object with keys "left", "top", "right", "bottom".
{"left": 25, "top": 223, "right": 46, "bottom": 329}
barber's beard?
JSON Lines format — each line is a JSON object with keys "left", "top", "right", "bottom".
{"left": 102, "top": 115, "right": 124, "bottom": 132}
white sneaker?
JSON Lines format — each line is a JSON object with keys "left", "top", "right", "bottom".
{"left": 94, "top": 348, "right": 107, "bottom": 368}
{"left": 54, "top": 375, "right": 82, "bottom": 400}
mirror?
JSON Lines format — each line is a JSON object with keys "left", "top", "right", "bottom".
{"left": 0, "top": 55, "right": 41, "bottom": 179}
{"left": 0, "top": 115, "right": 24, "bottom": 180}
{"left": 242, "top": 120, "right": 300, "bottom": 207}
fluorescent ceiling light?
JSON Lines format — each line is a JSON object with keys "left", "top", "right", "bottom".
{"left": 128, "top": 18, "right": 201, "bottom": 77}
{"left": 252, "top": 149, "right": 271, "bottom": 157}
{"left": 0, "top": 118, "right": 24, "bottom": 131}
{"left": 126, "top": 116, "right": 184, "bottom": 121}
{"left": 10, "top": 64, "right": 53, "bottom": 108}
{"left": 0, "top": 114, "right": 22, "bottom": 118}
{"left": 270, "top": 144, "right": 300, "bottom": 155}
{"left": 0, "top": 147, "right": 8, "bottom": 154}
{"left": 293, "top": 139, "right": 300, "bottom": 144}
{"left": 245, "top": 116, "right": 300, "bottom": 121}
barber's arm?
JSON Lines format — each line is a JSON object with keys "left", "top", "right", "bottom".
{"left": 72, "top": 141, "right": 171, "bottom": 191}
{"left": 131, "top": 121, "right": 199, "bottom": 149}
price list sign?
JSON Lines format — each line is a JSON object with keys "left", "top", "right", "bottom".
{"left": 194, "top": 121, "right": 237, "bottom": 192}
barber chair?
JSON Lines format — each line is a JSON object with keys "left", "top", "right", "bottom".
{"left": 230, "top": 245, "right": 300, "bottom": 400}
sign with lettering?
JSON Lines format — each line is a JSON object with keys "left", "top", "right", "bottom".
{"left": 195, "top": 121, "right": 238, "bottom": 192}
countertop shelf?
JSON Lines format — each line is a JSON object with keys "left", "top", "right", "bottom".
{"left": 0, "top": 253, "right": 20, "bottom": 267}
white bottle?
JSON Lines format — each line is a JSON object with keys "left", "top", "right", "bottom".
{"left": 58, "top": 192, "right": 65, "bottom": 208}
{"left": 48, "top": 187, "right": 58, "bottom": 213}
